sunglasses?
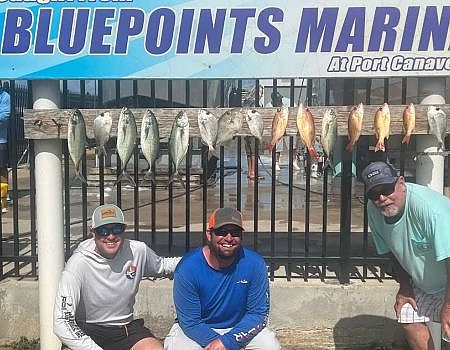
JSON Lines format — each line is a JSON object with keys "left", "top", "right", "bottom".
{"left": 94, "top": 224, "right": 125, "bottom": 237}
{"left": 211, "top": 228, "right": 243, "bottom": 238}
{"left": 367, "top": 180, "right": 397, "bottom": 201}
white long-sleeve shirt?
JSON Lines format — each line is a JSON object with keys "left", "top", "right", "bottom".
{"left": 53, "top": 238, "right": 180, "bottom": 349}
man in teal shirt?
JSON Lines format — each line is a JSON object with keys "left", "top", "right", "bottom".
{"left": 362, "top": 161, "right": 450, "bottom": 350}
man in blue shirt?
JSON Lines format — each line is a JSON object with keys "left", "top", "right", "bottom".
{"left": 164, "top": 207, "right": 280, "bottom": 350}
{"left": 0, "top": 83, "right": 10, "bottom": 214}
{"left": 361, "top": 161, "right": 450, "bottom": 350}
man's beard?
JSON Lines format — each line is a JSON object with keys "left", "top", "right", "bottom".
{"left": 208, "top": 240, "right": 239, "bottom": 260}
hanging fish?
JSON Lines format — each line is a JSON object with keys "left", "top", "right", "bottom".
{"left": 402, "top": 103, "right": 415, "bottom": 145}
{"left": 93, "top": 111, "right": 112, "bottom": 157}
{"left": 67, "top": 109, "right": 88, "bottom": 185}
{"left": 169, "top": 111, "right": 190, "bottom": 186}
{"left": 345, "top": 102, "right": 364, "bottom": 152}
{"left": 321, "top": 108, "right": 338, "bottom": 169}
{"left": 198, "top": 109, "right": 218, "bottom": 159}
{"left": 140, "top": 109, "right": 160, "bottom": 184}
{"left": 266, "top": 106, "right": 288, "bottom": 152}
{"left": 427, "top": 106, "right": 447, "bottom": 151}
{"left": 245, "top": 108, "right": 264, "bottom": 140}
{"left": 374, "top": 102, "right": 391, "bottom": 152}
{"left": 213, "top": 108, "right": 243, "bottom": 156}
{"left": 296, "top": 103, "right": 319, "bottom": 158}
{"left": 116, "top": 107, "right": 137, "bottom": 187}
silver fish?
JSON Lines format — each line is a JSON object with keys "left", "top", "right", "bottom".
{"left": 427, "top": 106, "right": 447, "bottom": 151}
{"left": 245, "top": 108, "right": 264, "bottom": 140}
{"left": 169, "top": 111, "right": 190, "bottom": 186}
{"left": 116, "top": 107, "right": 137, "bottom": 187}
{"left": 140, "top": 109, "right": 160, "bottom": 184}
{"left": 213, "top": 108, "right": 243, "bottom": 156}
{"left": 198, "top": 109, "right": 218, "bottom": 158}
{"left": 93, "top": 111, "right": 112, "bottom": 157}
{"left": 321, "top": 108, "right": 338, "bottom": 170}
{"left": 67, "top": 109, "right": 88, "bottom": 185}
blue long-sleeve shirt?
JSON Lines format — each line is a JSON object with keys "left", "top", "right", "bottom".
{"left": 0, "top": 89, "right": 10, "bottom": 143}
{"left": 173, "top": 247, "right": 270, "bottom": 350}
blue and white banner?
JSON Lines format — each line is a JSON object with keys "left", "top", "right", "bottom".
{"left": 0, "top": 1, "right": 449, "bottom": 79}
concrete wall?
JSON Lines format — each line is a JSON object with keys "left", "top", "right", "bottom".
{"left": 0, "top": 278, "right": 407, "bottom": 349}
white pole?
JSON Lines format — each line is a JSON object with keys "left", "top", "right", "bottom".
{"left": 417, "top": 77, "right": 446, "bottom": 349}
{"left": 33, "top": 80, "right": 64, "bottom": 350}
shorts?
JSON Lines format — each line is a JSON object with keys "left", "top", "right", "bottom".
{"left": 397, "top": 286, "right": 443, "bottom": 324}
{"left": 0, "top": 143, "right": 8, "bottom": 168}
{"left": 78, "top": 318, "right": 155, "bottom": 350}
{"left": 244, "top": 136, "right": 259, "bottom": 157}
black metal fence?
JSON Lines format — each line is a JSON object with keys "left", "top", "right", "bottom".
{"left": 1, "top": 77, "right": 424, "bottom": 283}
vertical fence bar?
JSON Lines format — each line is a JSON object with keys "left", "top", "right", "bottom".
{"left": 29, "top": 141, "right": 37, "bottom": 275}
{"left": 63, "top": 142, "right": 71, "bottom": 259}
{"left": 133, "top": 146, "right": 139, "bottom": 240}
{"left": 339, "top": 151, "right": 352, "bottom": 284}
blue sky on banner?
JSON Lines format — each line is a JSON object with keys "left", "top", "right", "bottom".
{"left": 0, "top": 1, "right": 450, "bottom": 79}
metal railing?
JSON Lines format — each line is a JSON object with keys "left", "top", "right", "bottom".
{"left": 1, "top": 77, "right": 420, "bottom": 283}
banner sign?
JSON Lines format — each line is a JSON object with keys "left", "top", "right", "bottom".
{"left": 0, "top": 1, "right": 449, "bottom": 79}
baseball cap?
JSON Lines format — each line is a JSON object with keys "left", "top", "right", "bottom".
{"left": 361, "top": 162, "right": 397, "bottom": 194}
{"left": 208, "top": 207, "right": 244, "bottom": 231}
{"left": 91, "top": 204, "right": 125, "bottom": 229}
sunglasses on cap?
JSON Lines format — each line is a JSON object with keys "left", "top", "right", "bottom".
{"left": 94, "top": 224, "right": 125, "bottom": 237}
{"left": 211, "top": 227, "right": 243, "bottom": 237}
{"left": 367, "top": 180, "right": 397, "bottom": 201}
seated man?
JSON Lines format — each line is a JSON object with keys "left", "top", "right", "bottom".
{"left": 164, "top": 207, "right": 280, "bottom": 350}
{"left": 53, "top": 204, "right": 181, "bottom": 350}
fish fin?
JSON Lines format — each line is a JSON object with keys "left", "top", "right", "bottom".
{"left": 345, "top": 142, "right": 354, "bottom": 153}
{"left": 401, "top": 135, "right": 411, "bottom": 145}
{"left": 115, "top": 171, "right": 136, "bottom": 188}
{"left": 308, "top": 147, "right": 319, "bottom": 159}
{"left": 374, "top": 140, "right": 385, "bottom": 152}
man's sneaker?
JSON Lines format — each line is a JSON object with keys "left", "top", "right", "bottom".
{"left": 2, "top": 207, "right": 7, "bottom": 213}
{"left": 293, "top": 160, "right": 301, "bottom": 171}
{"left": 275, "top": 162, "right": 281, "bottom": 171}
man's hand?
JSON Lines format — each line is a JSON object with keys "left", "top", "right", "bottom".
{"left": 204, "top": 338, "right": 226, "bottom": 350}
{"left": 394, "top": 286, "right": 417, "bottom": 318}
{"left": 441, "top": 302, "right": 450, "bottom": 341}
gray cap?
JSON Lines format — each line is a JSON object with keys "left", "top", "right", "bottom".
{"left": 208, "top": 207, "right": 244, "bottom": 230}
{"left": 361, "top": 162, "right": 397, "bottom": 194}
{"left": 91, "top": 204, "right": 125, "bottom": 229}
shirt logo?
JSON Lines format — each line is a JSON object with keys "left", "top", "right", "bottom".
{"left": 236, "top": 279, "right": 248, "bottom": 284}
{"left": 126, "top": 265, "right": 137, "bottom": 279}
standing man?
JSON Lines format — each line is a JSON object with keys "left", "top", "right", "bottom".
{"left": 0, "top": 82, "right": 10, "bottom": 213}
{"left": 164, "top": 207, "right": 280, "bottom": 350}
{"left": 53, "top": 204, "right": 181, "bottom": 350}
{"left": 361, "top": 161, "right": 450, "bottom": 350}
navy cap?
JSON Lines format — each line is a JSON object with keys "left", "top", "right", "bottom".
{"left": 361, "top": 162, "right": 397, "bottom": 194}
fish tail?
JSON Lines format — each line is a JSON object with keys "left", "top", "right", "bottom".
{"left": 401, "top": 134, "right": 411, "bottom": 145}
{"left": 438, "top": 141, "right": 446, "bottom": 151}
{"left": 266, "top": 141, "right": 275, "bottom": 152}
{"left": 96, "top": 146, "right": 108, "bottom": 158}
{"left": 324, "top": 156, "right": 333, "bottom": 170}
{"left": 374, "top": 140, "right": 385, "bottom": 152}
{"left": 345, "top": 142, "right": 354, "bottom": 153}
{"left": 308, "top": 147, "right": 319, "bottom": 159}
{"left": 74, "top": 169, "right": 88, "bottom": 185}
{"left": 207, "top": 146, "right": 216, "bottom": 160}
{"left": 143, "top": 169, "right": 156, "bottom": 185}
{"left": 168, "top": 172, "right": 185, "bottom": 188}
{"left": 115, "top": 171, "right": 137, "bottom": 187}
